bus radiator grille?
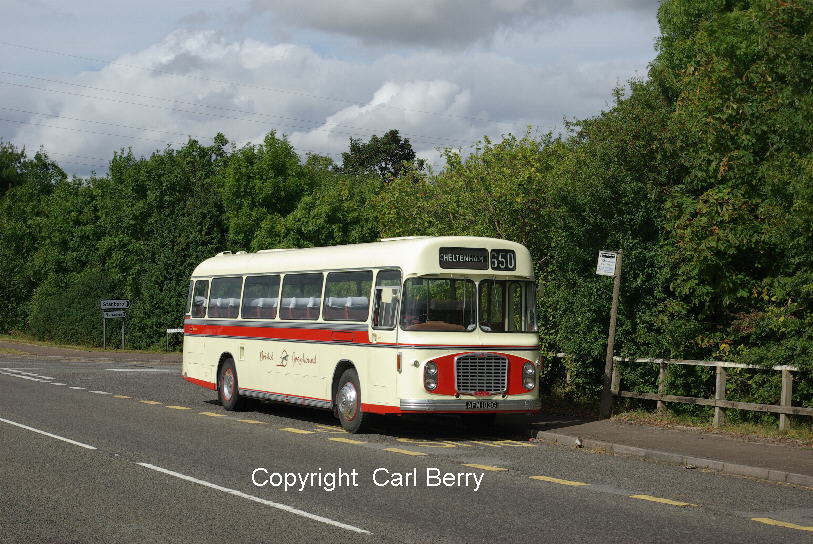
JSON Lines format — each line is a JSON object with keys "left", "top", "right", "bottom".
{"left": 454, "top": 354, "right": 508, "bottom": 395}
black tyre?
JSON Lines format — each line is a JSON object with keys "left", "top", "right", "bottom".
{"left": 218, "top": 358, "right": 243, "bottom": 411}
{"left": 335, "top": 368, "right": 366, "bottom": 433}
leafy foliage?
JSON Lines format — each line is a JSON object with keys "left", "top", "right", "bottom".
{"left": 341, "top": 129, "right": 424, "bottom": 180}
{"left": 0, "top": 0, "right": 810, "bottom": 417}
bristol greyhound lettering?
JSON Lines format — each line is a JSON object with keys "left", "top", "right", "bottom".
{"left": 260, "top": 350, "right": 274, "bottom": 362}
{"left": 292, "top": 352, "right": 317, "bottom": 365}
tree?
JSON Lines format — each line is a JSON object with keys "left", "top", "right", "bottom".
{"left": 217, "top": 132, "right": 315, "bottom": 251}
{"left": 0, "top": 145, "right": 63, "bottom": 332}
{"left": 341, "top": 129, "right": 423, "bottom": 180}
{"left": 651, "top": 0, "right": 813, "bottom": 371}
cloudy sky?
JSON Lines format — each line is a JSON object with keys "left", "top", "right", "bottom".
{"left": 1, "top": 0, "right": 660, "bottom": 176}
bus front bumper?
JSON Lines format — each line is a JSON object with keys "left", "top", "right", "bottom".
{"left": 399, "top": 398, "right": 540, "bottom": 413}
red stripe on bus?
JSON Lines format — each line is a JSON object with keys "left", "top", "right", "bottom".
{"left": 183, "top": 324, "right": 537, "bottom": 351}
{"left": 184, "top": 323, "right": 370, "bottom": 344}
{"left": 374, "top": 342, "right": 538, "bottom": 349}
{"left": 361, "top": 403, "right": 402, "bottom": 414}
{"left": 184, "top": 375, "right": 217, "bottom": 390}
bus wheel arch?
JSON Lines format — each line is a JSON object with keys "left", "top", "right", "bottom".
{"left": 217, "top": 353, "right": 243, "bottom": 411}
{"left": 331, "top": 360, "right": 355, "bottom": 412}
{"left": 332, "top": 361, "right": 366, "bottom": 433}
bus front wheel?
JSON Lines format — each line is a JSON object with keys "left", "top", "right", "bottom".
{"left": 218, "top": 358, "right": 243, "bottom": 411}
{"left": 335, "top": 368, "right": 365, "bottom": 433}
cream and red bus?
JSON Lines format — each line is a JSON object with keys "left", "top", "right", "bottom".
{"left": 182, "top": 236, "right": 540, "bottom": 432}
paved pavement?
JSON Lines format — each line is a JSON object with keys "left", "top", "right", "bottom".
{"left": 533, "top": 414, "right": 813, "bottom": 484}
{"left": 1, "top": 343, "right": 812, "bottom": 542}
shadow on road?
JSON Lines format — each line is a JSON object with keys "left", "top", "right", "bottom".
{"left": 204, "top": 396, "right": 596, "bottom": 442}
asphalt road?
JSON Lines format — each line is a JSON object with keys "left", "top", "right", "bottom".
{"left": 1, "top": 357, "right": 811, "bottom": 543}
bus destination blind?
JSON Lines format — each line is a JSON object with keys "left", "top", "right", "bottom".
{"left": 438, "top": 247, "right": 489, "bottom": 270}
{"left": 438, "top": 247, "right": 517, "bottom": 271}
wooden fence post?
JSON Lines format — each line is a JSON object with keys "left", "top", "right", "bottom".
{"left": 714, "top": 365, "right": 727, "bottom": 428}
{"left": 657, "top": 362, "right": 666, "bottom": 411}
{"left": 779, "top": 369, "right": 793, "bottom": 431}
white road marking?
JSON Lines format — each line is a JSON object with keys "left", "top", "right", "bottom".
{"left": 0, "top": 371, "right": 47, "bottom": 382}
{"left": 0, "top": 368, "right": 54, "bottom": 380}
{"left": 69, "top": 386, "right": 86, "bottom": 390}
{"left": 137, "top": 463, "right": 371, "bottom": 534}
{"left": 51, "top": 383, "right": 66, "bottom": 386}
{"left": 0, "top": 417, "right": 97, "bottom": 450}
{"left": 106, "top": 369, "right": 173, "bottom": 372}
{"left": 89, "top": 391, "right": 112, "bottom": 395}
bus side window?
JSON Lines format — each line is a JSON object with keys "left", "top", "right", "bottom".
{"left": 372, "top": 269, "right": 401, "bottom": 330}
{"left": 185, "top": 280, "right": 194, "bottom": 316}
{"left": 281, "top": 273, "right": 324, "bottom": 320}
{"left": 242, "top": 275, "right": 281, "bottom": 319}
{"left": 323, "top": 270, "right": 372, "bottom": 322}
{"left": 209, "top": 277, "right": 243, "bottom": 319}
{"left": 191, "top": 279, "right": 209, "bottom": 318}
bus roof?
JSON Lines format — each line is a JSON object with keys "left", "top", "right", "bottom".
{"left": 191, "top": 236, "right": 534, "bottom": 279}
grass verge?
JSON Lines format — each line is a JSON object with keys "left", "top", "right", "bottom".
{"left": 0, "top": 332, "right": 176, "bottom": 354}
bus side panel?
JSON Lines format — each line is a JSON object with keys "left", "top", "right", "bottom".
{"left": 366, "top": 349, "right": 398, "bottom": 407}
{"left": 235, "top": 338, "right": 332, "bottom": 405}
{"left": 182, "top": 333, "right": 215, "bottom": 388}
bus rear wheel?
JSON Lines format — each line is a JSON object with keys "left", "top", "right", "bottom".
{"left": 218, "top": 358, "right": 243, "bottom": 411}
{"left": 335, "top": 368, "right": 365, "bottom": 433}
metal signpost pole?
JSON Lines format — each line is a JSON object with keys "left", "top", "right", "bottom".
{"left": 599, "top": 250, "right": 623, "bottom": 419}
{"left": 100, "top": 300, "right": 130, "bottom": 351}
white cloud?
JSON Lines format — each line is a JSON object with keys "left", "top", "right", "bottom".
{"left": 0, "top": 0, "right": 657, "bottom": 176}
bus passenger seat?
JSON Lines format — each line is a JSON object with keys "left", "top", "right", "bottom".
{"left": 346, "top": 296, "right": 369, "bottom": 321}
{"left": 281, "top": 297, "right": 295, "bottom": 319}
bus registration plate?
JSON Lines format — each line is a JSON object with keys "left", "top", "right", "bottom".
{"left": 465, "top": 401, "right": 499, "bottom": 410}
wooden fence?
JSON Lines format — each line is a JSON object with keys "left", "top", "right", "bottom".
{"left": 610, "top": 357, "right": 813, "bottom": 429}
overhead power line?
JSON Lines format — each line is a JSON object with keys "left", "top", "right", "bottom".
{"left": 0, "top": 106, "right": 197, "bottom": 139}
{"left": 0, "top": 117, "right": 186, "bottom": 145}
{"left": 0, "top": 80, "right": 472, "bottom": 148}
{"left": 0, "top": 40, "right": 499, "bottom": 125}
{"left": 34, "top": 150, "right": 111, "bottom": 163}
{"left": 0, "top": 71, "right": 478, "bottom": 146}
{"left": 0, "top": 115, "right": 336, "bottom": 160}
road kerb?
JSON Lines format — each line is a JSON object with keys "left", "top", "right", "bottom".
{"left": 536, "top": 430, "right": 813, "bottom": 488}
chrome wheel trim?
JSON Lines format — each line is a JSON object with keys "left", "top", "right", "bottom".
{"left": 222, "top": 368, "right": 234, "bottom": 401}
{"left": 337, "top": 381, "right": 358, "bottom": 421}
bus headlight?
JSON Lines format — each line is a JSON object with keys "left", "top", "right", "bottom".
{"left": 424, "top": 361, "right": 438, "bottom": 391}
{"left": 522, "top": 362, "right": 536, "bottom": 391}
